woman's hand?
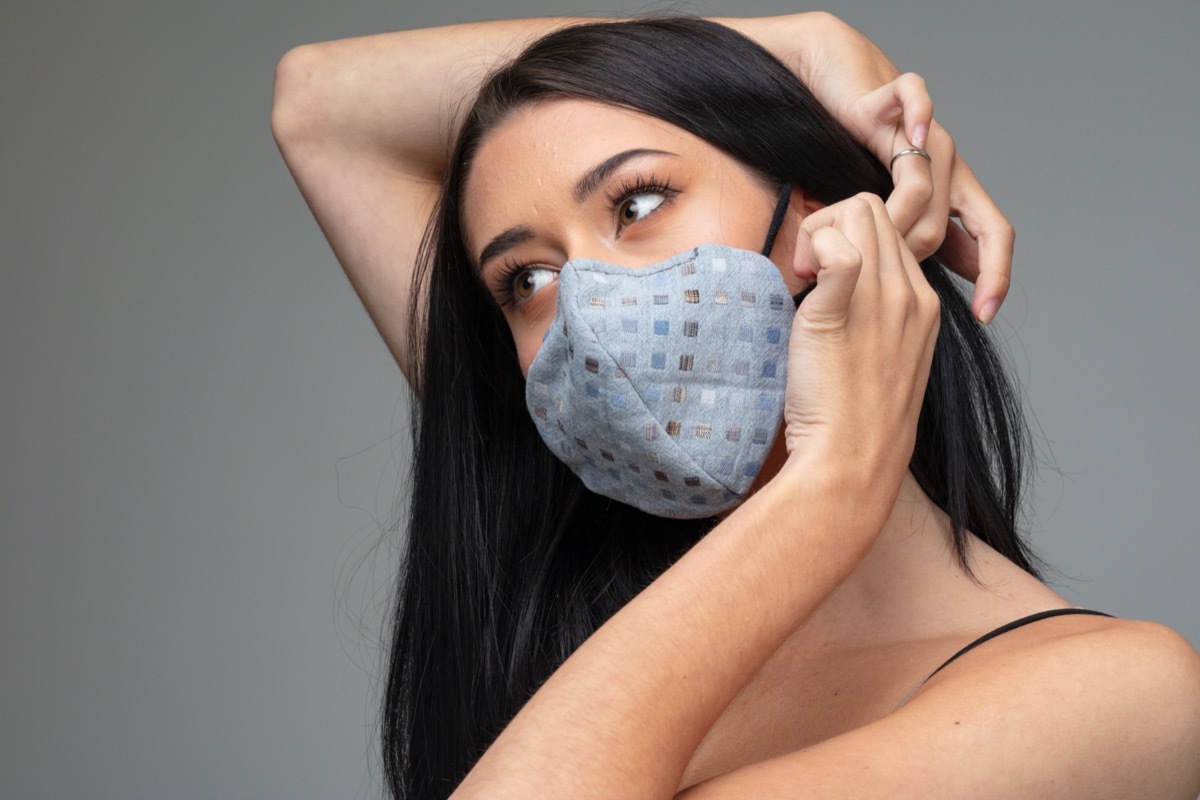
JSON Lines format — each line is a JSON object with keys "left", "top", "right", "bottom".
{"left": 779, "top": 193, "right": 941, "bottom": 523}
{"left": 726, "top": 13, "right": 1012, "bottom": 325}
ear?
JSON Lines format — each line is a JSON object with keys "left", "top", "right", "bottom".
{"left": 769, "top": 186, "right": 825, "bottom": 292}
{"left": 794, "top": 186, "right": 826, "bottom": 219}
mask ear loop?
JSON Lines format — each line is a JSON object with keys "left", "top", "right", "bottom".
{"left": 760, "top": 181, "right": 792, "bottom": 258}
{"left": 758, "top": 181, "right": 810, "bottom": 311}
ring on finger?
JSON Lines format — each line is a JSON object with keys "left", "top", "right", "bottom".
{"left": 890, "top": 148, "right": 932, "bottom": 172}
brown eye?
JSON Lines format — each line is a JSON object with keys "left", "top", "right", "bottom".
{"left": 511, "top": 267, "right": 557, "bottom": 303}
{"left": 617, "top": 192, "right": 668, "bottom": 228}
{"left": 515, "top": 270, "right": 535, "bottom": 300}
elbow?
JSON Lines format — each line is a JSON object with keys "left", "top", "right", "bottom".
{"left": 271, "top": 43, "right": 324, "bottom": 148}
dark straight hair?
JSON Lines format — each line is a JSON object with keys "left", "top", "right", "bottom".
{"left": 386, "top": 17, "right": 1038, "bottom": 799}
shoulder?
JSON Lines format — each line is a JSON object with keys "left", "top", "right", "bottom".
{"left": 925, "top": 615, "right": 1200, "bottom": 716}
{"left": 908, "top": 615, "right": 1200, "bottom": 797}
{"left": 678, "top": 615, "right": 1200, "bottom": 800}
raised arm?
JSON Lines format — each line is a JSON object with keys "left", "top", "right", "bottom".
{"left": 271, "top": 18, "right": 576, "bottom": 387}
{"left": 271, "top": 13, "right": 1010, "bottom": 392}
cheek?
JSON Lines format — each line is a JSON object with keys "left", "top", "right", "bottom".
{"left": 515, "top": 318, "right": 555, "bottom": 380}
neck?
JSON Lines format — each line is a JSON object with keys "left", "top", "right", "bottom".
{"left": 801, "top": 472, "right": 971, "bottom": 648}
{"left": 731, "top": 430, "right": 986, "bottom": 652}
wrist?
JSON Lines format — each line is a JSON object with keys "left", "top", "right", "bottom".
{"left": 767, "top": 442, "right": 903, "bottom": 549}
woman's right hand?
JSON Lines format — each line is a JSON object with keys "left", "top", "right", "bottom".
{"left": 778, "top": 192, "right": 941, "bottom": 528}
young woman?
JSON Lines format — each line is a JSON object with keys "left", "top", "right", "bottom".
{"left": 272, "top": 14, "right": 1200, "bottom": 800}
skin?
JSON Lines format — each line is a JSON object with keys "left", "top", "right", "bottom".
{"left": 451, "top": 99, "right": 1200, "bottom": 799}
{"left": 465, "top": 102, "right": 813, "bottom": 376}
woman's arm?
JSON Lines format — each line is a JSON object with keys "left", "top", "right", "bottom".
{"left": 271, "top": 18, "right": 576, "bottom": 386}
{"left": 271, "top": 13, "right": 1006, "bottom": 392}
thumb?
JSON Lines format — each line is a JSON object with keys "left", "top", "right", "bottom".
{"left": 797, "top": 226, "right": 863, "bottom": 328}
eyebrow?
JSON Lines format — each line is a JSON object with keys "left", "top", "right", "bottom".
{"left": 571, "top": 148, "right": 675, "bottom": 204}
{"left": 474, "top": 148, "right": 677, "bottom": 273}
{"left": 477, "top": 225, "right": 535, "bottom": 273}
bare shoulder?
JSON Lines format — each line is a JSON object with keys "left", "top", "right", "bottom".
{"left": 932, "top": 615, "right": 1200, "bottom": 720}
{"left": 908, "top": 615, "right": 1200, "bottom": 797}
{"left": 678, "top": 616, "right": 1200, "bottom": 800}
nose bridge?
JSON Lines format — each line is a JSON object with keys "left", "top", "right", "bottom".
{"left": 523, "top": 238, "right": 664, "bottom": 379}
{"left": 560, "top": 228, "right": 675, "bottom": 272}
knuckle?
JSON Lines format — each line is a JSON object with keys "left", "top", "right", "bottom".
{"left": 846, "top": 194, "right": 874, "bottom": 218}
{"left": 929, "top": 124, "right": 955, "bottom": 160}
{"left": 941, "top": 129, "right": 956, "bottom": 159}
{"left": 898, "top": 71, "right": 928, "bottom": 92}
{"left": 928, "top": 306, "right": 942, "bottom": 337}
{"left": 908, "top": 219, "right": 944, "bottom": 255}
{"left": 907, "top": 174, "right": 935, "bottom": 206}
{"left": 898, "top": 72, "right": 932, "bottom": 112}
{"left": 811, "top": 229, "right": 861, "bottom": 272}
{"left": 922, "top": 284, "right": 942, "bottom": 316}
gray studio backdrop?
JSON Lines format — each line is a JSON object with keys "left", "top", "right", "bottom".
{"left": 3, "top": 0, "right": 1197, "bottom": 797}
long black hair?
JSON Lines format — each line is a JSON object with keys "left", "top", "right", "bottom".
{"left": 385, "top": 17, "right": 1038, "bottom": 799}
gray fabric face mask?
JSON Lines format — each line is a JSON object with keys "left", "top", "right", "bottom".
{"left": 525, "top": 183, "right": 798, "bottom": 519}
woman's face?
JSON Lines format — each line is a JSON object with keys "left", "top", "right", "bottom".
{"left": 462, "top": 99, "right": 815, "bottom": 376}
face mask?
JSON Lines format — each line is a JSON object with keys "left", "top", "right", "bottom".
{"left": 525, "top": 183, "right": 797, "bottom": 519}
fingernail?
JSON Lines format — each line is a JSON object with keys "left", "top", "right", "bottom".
{"left": 980, "top": 299, "right": 999, "bottom": 325}
{"left": 912, "top": 124, "right": 928, "bottom": 149}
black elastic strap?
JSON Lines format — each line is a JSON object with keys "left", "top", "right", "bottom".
{"left": 924, "top": 608, "right": 1114, "bottom": 684}
{"left": 760, "top": 181, "right": 792, "bottom": 258}
{"left": 792, "top": 284, "right": 814, "bottom": 310}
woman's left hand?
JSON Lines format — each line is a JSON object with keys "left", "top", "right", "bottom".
{"left": 724, "top": 12, "right": 1014, "bottom": 325}
{"left": 845, "top": 81, "right": 1013, "bottom": 326}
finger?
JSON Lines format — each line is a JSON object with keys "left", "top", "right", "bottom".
{"left": 889, "top": 121, "right": 954, "bottom": 261}
{"left": 939, "top": 159, "right": 1014, "bottom": 324}
{"left": 885, "top": 143, "right": 936, "bottom": 247}
{"left": 855, "top": 72, "right": 934, "bottom": 149}
{"left": 933, "top": 220, "right": 976, "bottom": 278}
{"left": 797, "top": 194, "right": 881, "bottom": 296}
{"left": 894, "top": 231, "right": 941, "bottom": 422}
{"left": 801, "top": 226, "right": 863, "bottom": 327}
{"left": 863, "top": 193, "right": 914, "bottom": 300}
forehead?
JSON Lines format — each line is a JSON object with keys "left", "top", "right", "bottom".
{"left": 461, "top": 100, "right": 710, "bottom": 247}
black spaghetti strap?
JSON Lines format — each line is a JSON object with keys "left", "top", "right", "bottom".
{"left": 924, "top": 608, "right": 1114, "bottom": 684}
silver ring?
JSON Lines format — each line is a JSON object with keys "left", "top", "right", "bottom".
{"left": 890, "top": 148, "right": 932, "bottom": 171}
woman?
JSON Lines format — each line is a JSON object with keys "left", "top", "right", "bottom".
{"left": 272, "top": 14, "right": 1200, "bottom": 799}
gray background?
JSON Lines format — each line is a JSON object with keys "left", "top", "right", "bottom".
{"left": 3, "top": 0, "right": 1197, "bottom": 797}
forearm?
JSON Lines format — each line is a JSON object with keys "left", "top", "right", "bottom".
{"left": 271, "top": 17, "right": 586, "bottom": 180}
{"left": 451, "top": 457, "right": 890, "bottom": 800}
{"left": 270, "top": 14, "right": 834, "bottom": 180}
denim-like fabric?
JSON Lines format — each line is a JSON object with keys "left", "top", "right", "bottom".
{"left": 526, "top": 244, "right": 794, "bottom": 518}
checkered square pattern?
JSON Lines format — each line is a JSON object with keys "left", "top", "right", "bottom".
{"left": 525, "top": 244, "right": 794, "bottom": 518}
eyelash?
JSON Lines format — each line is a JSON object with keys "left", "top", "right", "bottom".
{"left": 490, "top": 256, "right": 545, "bottom": 310}
{"left": 489, "top": 174, "right": 680, "bottom": 309}
{"left": 605, "top": 173, "right": 679, "bottom": 230}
